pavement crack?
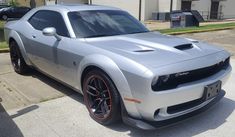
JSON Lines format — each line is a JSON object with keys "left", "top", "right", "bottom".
{"left": 0, "top": 79, "right": 31, "bottom": 106}
{"left": 0, "top": 71, "right": 14, "bottom": 75}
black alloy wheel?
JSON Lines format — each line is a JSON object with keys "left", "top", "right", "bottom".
{"left": 83, "top": 69, "right": 121, "bottom": 125}
{"left": 9, "top": 41, "right": 29, "bottom": 74}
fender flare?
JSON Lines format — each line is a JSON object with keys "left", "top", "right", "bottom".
{"left": 8, "top": 30, "right": 32, "bottom": 66}
{"left": 77, "top": 54, "right": 142, "bottom": 118}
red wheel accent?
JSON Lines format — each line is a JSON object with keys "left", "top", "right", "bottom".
{"left": 84, "top": 75, "right": 112, "bottom": 120}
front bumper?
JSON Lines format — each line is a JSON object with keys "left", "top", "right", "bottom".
{"left": 132, "top": 65, "right": 231, "bottom": 121}
{"left": 122, "top": 90, "right": 225, "bottom": 130}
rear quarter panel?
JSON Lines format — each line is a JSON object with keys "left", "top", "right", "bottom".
{"left": 4, "top": 20, "right": 32, "bottom": 65}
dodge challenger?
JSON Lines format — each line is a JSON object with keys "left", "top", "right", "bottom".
{"left": 4, "top": 4, "right": 232, "bottom": 130}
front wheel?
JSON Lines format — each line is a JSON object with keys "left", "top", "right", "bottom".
{"left": 83, "top": 69, "right": 121, "bottom": 125}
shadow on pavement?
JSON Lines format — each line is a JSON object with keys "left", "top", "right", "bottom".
{"left": 29, "top": 70, "right": 84, "bottom": 104}
{"left": 0, "top": 102, "right": 39, "bottom": 137}
{"left": 108, "top": 97, "right": 235, "bottom": 137}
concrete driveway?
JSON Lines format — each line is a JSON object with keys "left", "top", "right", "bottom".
{"left": 0, "top": 29, "right": 235, "bottom": 137}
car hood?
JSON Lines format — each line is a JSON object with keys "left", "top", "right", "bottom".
{"left": 85, "top": 32, "right": 224, "bottom": 68}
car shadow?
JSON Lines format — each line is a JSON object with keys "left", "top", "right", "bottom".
{"left": 28, "top": 70, "right": 84, "bottom": 104}
{"left": 0, "top": 101, "right": 39, "bottom": 137}
{"left": 107, "top": 97, "right": 235, "bottom": 137}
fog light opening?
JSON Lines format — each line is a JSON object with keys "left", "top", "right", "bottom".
{"left": 154, "top": 109, "right": 160, "bottom": 119}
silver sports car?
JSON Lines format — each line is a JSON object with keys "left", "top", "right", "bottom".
{"left": 4, "top": 4, "right": 232, "bottom": 130}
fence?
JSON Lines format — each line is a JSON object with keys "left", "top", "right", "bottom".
{"left": 199, "top": 11, "right": 225, "bottom": 20}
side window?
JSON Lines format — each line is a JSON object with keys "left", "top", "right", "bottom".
{"left": 28, "top": 10, "right": 69, "bottom": 37}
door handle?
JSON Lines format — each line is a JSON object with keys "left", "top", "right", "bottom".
{"left": 32, "top": 35, "right": 36, "bottom": 38}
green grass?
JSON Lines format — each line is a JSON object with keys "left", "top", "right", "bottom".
{"left": 0, "top": 21, "right": 6, "bottom": 50}
{"left": 0, "top": 21, "right": 5, "bottom": 28}
{"left": 0, "top": 42, "right": 8, "bottom": 49}
{"left": 158, "top": 23, "right": 235, "bottom": 35}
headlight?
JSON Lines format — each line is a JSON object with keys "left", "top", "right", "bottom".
{"left": 151, "top": 75, "right": 173, "bottom": 91}
{"left": 161, "top": 75, "right": 170, "bottom": 82}
{"left": 152, "top": 75, "right": 170, "bottom": 86}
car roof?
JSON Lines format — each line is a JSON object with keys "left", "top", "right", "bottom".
{"left": 38, "top": 4, "right": 121, "bottom": 12}
{"left": 21, "top": 4, "right": 122, "bottom": 22}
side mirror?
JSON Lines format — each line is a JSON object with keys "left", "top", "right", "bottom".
{"left": 42, "top": 27, "right": 61, "bottom": 41}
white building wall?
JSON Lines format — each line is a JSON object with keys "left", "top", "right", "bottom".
{"left": 142, "top": 0, "right": 158, "bottom": 20}
{"left": 220, "top": 0, "right": 235, "bottom": 19}
{"left": 158, "top": 0, "right": 180, "bottom": 12}
{"left": 191, "top": 0, "right": 211, "bottom": 20}
{"left": 58, "top": 0, "right": 88, "bottom": 4}
{"left": 64, "top": 0, "right": 235, "bottom": 20}
{"left": 92, "top": 0, "right": 140, "bottom": 20}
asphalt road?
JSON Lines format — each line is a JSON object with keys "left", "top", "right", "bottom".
{"left": 0, "top": 30, "right": 235, "bottom": 137}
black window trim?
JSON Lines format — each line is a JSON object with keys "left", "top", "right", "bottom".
{"left": 28, "top": 10, "right": 71, "bottom": 38}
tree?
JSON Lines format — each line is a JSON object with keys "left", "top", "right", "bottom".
{"left": 30, "top": 0, "right": 36, "bottom": 8}
{"left": 9, "top": 0, "right": 19, "bottom": 6}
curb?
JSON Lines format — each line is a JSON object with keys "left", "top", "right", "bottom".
{"left": 0, "top": 48, "right": 9, "bottom": 53}
{"left": 165, "top": 27, "right": 235, "bottom": 35}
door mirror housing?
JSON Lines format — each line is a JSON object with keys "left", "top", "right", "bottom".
{"left": 42, "top": 27, "right": 61, "bottom": 41}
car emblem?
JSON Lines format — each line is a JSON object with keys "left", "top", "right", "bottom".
{"left": 175, "top": 72, "right": 190, "bottom": 77}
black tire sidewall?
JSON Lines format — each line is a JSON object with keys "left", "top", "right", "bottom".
{"left": 83, "top": 69, "right": 121, "bottom": 125}
{"left": 9, "top": 41, "right": 29, "bottom": 74}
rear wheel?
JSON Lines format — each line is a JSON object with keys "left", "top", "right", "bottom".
{"left": 2, "top": 15, "right": 7, "bottom": 20}
{"left": 9, "top": 40, "right": 30, "bottom": 74}
{"left": 83, "top": 69, "right": 121, "bottom": 125}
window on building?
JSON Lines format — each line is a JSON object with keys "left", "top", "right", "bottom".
{"left": 181, "top": 1, "right": 192, "bottom": 11}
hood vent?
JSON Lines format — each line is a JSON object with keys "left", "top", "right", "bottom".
{"left": 174, "top": 44, "right": 193, "bottom": 50}
{"left": 134, "top": 49, "right": 155, "bottom": 52}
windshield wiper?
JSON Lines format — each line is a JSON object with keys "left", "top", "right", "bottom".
{"left": 85, "top": 34, "right": 113, "bottom": 38}
{"left": 128, "top": 31, "right": 149, "bottom": 35}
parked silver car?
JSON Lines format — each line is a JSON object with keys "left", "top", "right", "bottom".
{"left": 4, "top": 4, "right": 232, "bottom": 130}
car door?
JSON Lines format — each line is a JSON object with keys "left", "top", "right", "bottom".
{"left": 27, "top": 10, "right": 72, "bottom": 81}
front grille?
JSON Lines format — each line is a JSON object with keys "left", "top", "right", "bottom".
{"left": 152, "top": 57, "right": 230, "bottom": 91}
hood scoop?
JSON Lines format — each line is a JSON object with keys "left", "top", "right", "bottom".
{"left": 133, "top": 45, "right": 155, "bottom": 53}
{"left": 175, "top": 44, "right": 193, "bottom": 51}
{"left": 134, "top": 49, "right": 155, "bottom": 52}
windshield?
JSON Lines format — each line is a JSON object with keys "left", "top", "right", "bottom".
{"left": 68, "top": 10, "right": 149, "bottom": 38}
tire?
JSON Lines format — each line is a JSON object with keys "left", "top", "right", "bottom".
{"left": 2, "top": 15, "right": 7, "bottom": 20}
{"left": 83, "top": 69, "right": 121, "bottom": 125}
{"left": 9, "top": 40, "right": 30, "bottom": 74}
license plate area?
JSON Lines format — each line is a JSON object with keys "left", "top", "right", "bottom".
{"left": 204, "top": 81, "right": 222, "bottom": 101}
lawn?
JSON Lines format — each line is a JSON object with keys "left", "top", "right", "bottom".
{"left": 0, "top": 42, "right": 8, "bottom": 49}
{"left": 0, "top": 21, "right": 6, "bottom": 50}
{"left": 157, "top": 22, "right": 235, "bottom": 35}
{"left": 0, "top": 21, "right": 5, "bottom": 28}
